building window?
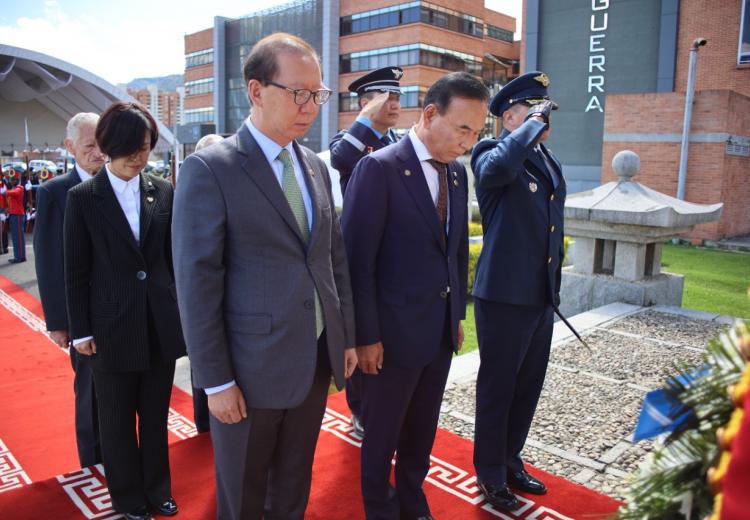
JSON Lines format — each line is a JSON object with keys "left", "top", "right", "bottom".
{"left": 340, "top": 44, "right": 482, "bottom": 75}
{"left": 185, "top": 48, "right": 214, "bottom": 68}
{"left": 185, "top": 78, "right": 214, "bottom": 96}
{"left": 341, "top": 1, "right": 483, "bottom": 39}
{"left": 339, "top": 85, "right": 428, "bottom": 112}
{"left": 486, "top": 24, "right": 514, "bottom": 43}
{"left": 740, "top": 0, "right": 750, "bottom": 64}
{"left": 183, "top": 107, "right": 214, "bottom": 124}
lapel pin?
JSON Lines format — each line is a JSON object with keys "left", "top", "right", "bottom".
{"left": 404, "top": 169, "right": 412, "bottom": 176}
{"left": 529, "top": 182, "right": 538, "bottom": 193}
{"left": 146, "top": 196, "right": 154, "bottom": 203}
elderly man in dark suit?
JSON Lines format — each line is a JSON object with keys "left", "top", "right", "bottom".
{"left": 342, "top": 72, "right": 489, "bottom": 520}
{"left": 470, "top": 71, "right": 566, "bottom": 512}
{"left": 172, "top": 33, "right": 357, "bottom": 520}
{"left": 33, "top": 112, "right": 106, "bottom": 467}
{"left": 329, "top": 66, "right": 404, "bottom": 438}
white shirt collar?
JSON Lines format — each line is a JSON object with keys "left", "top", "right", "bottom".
{"left": 408, "top": 127, "right": 434, "bottom": 163}
{"left": 75, "top": 163, "right": 94, "bottom": 182}
{"left": 105, "top": 165, "right": 140, "bottom": 195}
{"left": 245, "top": 117, "right": 295, "bottom": 165}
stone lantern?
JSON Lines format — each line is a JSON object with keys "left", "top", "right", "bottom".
{"left": 560, "top": 150, "right": 723, "bottom": 317}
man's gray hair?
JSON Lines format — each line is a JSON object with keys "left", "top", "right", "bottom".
{"left": 66, "top": 112, "right": 99, "bottom": 141}
{"left": 195, "top": 134, "right": 224, "bottom": 151}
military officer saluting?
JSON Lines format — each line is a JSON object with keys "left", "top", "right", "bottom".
{"left": 329, "top": 66, "right": 403, "bottom": 195}
{"left": 470, "top": 71, "right": 565, "bottom": 512}
{"left": 329, "top": 66, "right": 403, "bottom": 438}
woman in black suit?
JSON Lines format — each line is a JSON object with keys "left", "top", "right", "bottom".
{"left": 64, "top": 102, "right": 186, "bottom": 520}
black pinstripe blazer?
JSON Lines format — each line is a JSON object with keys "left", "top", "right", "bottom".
{"left": 64, "top": 168, "right": 186, "bottom": 372}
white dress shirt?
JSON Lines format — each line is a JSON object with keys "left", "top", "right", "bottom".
{"left": 75, "top": 164, "right": 94, "bottom": 183}
{"left": 105, "top": 166, "right": 141, "bottom": 243}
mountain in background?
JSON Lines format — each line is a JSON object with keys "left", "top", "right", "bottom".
{"left": 126, "top": 74, "right": 184, "bottom": 91}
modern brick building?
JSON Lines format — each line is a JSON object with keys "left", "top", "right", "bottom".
{"left": 178, "top": 0, "right": 519, "bottom": 154}
{"left": 127, "top": 85, "right": 185, "bottom": 128}
{"left": 524, "top": 0, "right": 750, "bottom": 240}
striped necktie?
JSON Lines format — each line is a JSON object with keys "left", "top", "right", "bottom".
{"left": 427, "top": 158, "right": 449, "bottom": 241}
{"left": 278, "top": 148, "right": 325, "bottom": 338}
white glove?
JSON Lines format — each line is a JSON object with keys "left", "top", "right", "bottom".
{"left": 0, "top": 186, "right": 6, "bottom": 195}
{"left": 25, "top": 181, "right": 32, "bottom": 190}
{"left": 0, "top": 213, "right": 6, "bottom": 222}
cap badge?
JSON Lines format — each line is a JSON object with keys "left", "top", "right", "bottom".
{"left": 391, "top": 68, "right": 403, "bottom": 80}
{"left": 534, "top": 74, "right": 550, "bottom": 87}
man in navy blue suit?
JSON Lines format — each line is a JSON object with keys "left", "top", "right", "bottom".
{"left": 342, "top": 72, "right": 489, "bottom": 520}
{"left": 330, "top": 66, "right": 404, "bottom": 438}
{"left": 470, "top": 71, "right": 566, "bottom": 512}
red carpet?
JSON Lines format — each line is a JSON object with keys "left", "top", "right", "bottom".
{"left": 0, "top": 275, "right": 197, "bottom": 493}
{"left": 0, "top": 274, "right": 621, "bottom": 518}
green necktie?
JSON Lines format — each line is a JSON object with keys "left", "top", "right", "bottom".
{"left": 278, "top": 148, "right": 324, "bottom": 338}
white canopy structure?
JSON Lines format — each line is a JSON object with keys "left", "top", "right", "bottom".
{"left": 0, "top": 44, "right": 174, "bottom": 156}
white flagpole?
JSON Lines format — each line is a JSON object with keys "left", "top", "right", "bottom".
{"left": 24, "top": 117, "right": 30, "bottom": 149}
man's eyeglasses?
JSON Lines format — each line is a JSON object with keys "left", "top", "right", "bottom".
{"left": 265, "top": 80, "right": 332, "bottom": 106}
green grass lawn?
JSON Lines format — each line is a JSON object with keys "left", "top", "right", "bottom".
{"left": 661, "top": 243, "right": 750, "bottom": 320}
{"left": 458, "top": 243, "right": 750, "bottom": 356}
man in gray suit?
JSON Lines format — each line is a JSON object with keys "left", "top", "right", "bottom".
{"left": 172, "top": 32, "right": 357, "bottom": 520}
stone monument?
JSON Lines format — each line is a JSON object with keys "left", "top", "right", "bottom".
{"left": 560, "top": 150, "right": 723, "bottom": 317}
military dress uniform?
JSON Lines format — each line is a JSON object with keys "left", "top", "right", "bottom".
{"left": 470, "top": 72, "right": 566, "bottom": 508}
{"left": 329, "top": 66, "right": 404, "bottom": 196}
{"left": 329, "top": 66, "right": 404, "bottom": 433}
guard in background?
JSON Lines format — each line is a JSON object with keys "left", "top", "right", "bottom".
{"left": 329, "top": 66, "right": 403, "bottom": 437}
{"left": 470, "top": 71, "right": 566, "bottom": 512}
{"left": 330, "top": 66, "right": 403, "bottom": 196}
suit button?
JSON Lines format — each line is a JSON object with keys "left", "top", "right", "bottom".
{"left": 136, "top": 271, "right": 147, "bottom": 280}
{"left": 550, "top": 225, "right": 555, "bottom": 232}
{"left": 550, "top": 194, "right": 555, "bottom": 201}
{"left": 440, "top": 291, "right": 447, "bottom": 299}
{"left": 304, "top": 300, "right": 313, "bottom": 309}
{"left": 548, "top": 257, "right": 552, "bottom": 264}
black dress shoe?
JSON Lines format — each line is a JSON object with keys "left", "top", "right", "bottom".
{"left": 476, "top": 480, "right": 520, "bottom": 512}
{"left": 508, "top": 469, "right": 547, "bottom": 495}
{"left": 153, "top": 497, "right": 178, "bottom": 516}
{"left": 8, "top": 258, "right": 26, "bottom": 264}
{"left": 123, "top": 508, "right": 153, "bottom": 520}
{"left": 351, "top": 414, "right": 364, "bottom": 437}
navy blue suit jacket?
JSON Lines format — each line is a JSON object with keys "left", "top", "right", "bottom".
{"left": 342, "top": 137, "right": 469, "bottom": 368}
{"left": 471, "top": 119, "right": 566, "bottom": 307}
{"left": 329, "top": 120, "right": 398, "bottom": 195}
{"left": 33, "top": 170, "right": 83, "bottom": 331}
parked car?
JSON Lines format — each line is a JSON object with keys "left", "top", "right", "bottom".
{"left": 29, "top": 159, "right": 59, "bottom": 173}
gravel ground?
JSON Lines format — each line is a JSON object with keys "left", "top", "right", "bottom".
{"left": 551, "top": 329, "right": 706, "bottom": 389}
{"left": 438, "top": 307, "right": 731, "bottom": 501}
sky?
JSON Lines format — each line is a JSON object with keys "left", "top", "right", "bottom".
{"left": 0, "top": 0, "right": 523, "bottom": 86}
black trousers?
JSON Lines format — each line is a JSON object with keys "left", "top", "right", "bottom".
{"left": 473, "top": 298, "right": 553, "bottom": 485}
{"left": 211, "top": 333, "right": 332, "bottom": 520}
{"left": 70, "top": 349, "right": 102, "bottom": 467}
{"left": 360, "top": 315, "right": 453, "bottom": 520}
{"left": 93, "top": 357, "right": 176, "bottom": 513}
{"left": 345, "top": 367, "right": 363, "bottom": 417}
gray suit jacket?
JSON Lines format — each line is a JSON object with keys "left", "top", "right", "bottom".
{"left": 172, "top": 125, "right": 355, "bottom": 409}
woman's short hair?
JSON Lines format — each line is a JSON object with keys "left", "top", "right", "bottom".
{"left": 96, "top": 102, "right": 159, "bottom": 159}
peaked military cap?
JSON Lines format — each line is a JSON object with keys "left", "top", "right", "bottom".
{"left": 489, "top": 71, "right": 558, "bottom": 116}
{"left": 348, "top": 67, "right": 404, "bottom": 95}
